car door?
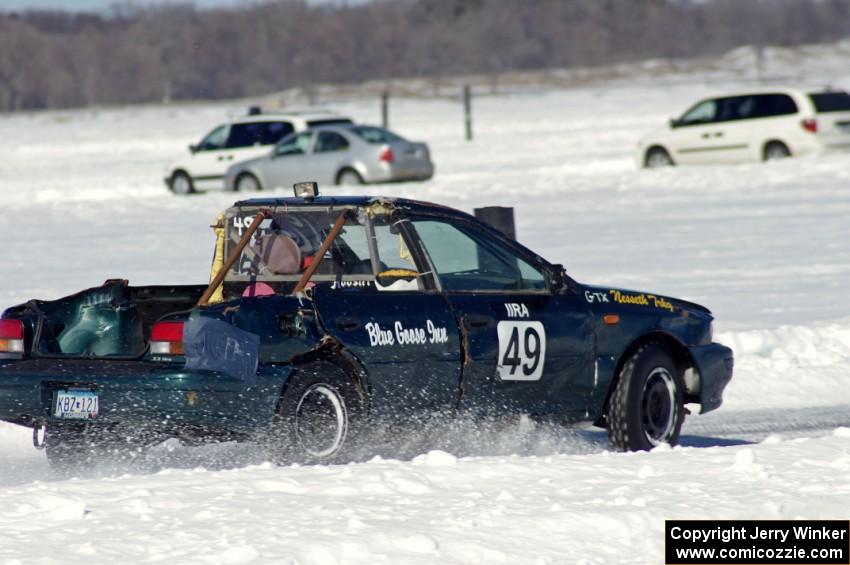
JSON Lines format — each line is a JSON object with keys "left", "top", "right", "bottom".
{"left": 261, "top": 132, "right": 315, "bottom": 190}
{"left": 408, "top": 216, "right": 595, "bottom": 418}
{"left": 669, "top": 96, "right": 753, "bottom": 164}
{"left": 308, "top": 130, "right": 352, "bottom": 186}
{"left": 187, "top": 124, "right": 230, "bottom": 187}
{"left": 310, "top": 213, "right": 462, "bottom": 416}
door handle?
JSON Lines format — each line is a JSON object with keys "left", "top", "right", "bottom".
{"left": 335, "top": 317, "right": 361, "bottom": 331}
{"left": 714, "top": 132, "right": 723, "bottom": 137}
{"left": 701, "top": 133, "right": 710, "bottom": 139}
{"left": 463, "top": 315, "right": 495, "bottom": 330}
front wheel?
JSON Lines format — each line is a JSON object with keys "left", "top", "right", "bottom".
{"left": 266, "top": 360, "right": 366, "bottom": 464}
{"left": 644, "top": 147, "right": 674, "bottom": 168}
{"left": 337, "top": 168, "right": 364, "bottom": 186}
{"left": 170, "top": 171, "right": 195, "bottom": 195}
{"left": 235, "top": 172, "right": 262, "bottom": 192}
{"left": 606, "top": 344, "right": 685, "bottom": 451}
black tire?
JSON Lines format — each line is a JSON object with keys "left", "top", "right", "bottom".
{"left": 644, "top": 147, "right": 674, "bottom": 168}
{"left": 606, "top": 344, "right": 685, "bottom": 451}
{"left": 169, "top": 171, "right": 195, "bottom": 195}
{"left": 266, "top": 360, "right": 366, "bottom": 464}
{"left": 235, "top": 172, "right": 262, "bottom": 192}
{"left": 763, "top": 141, "right": 791, "bottom": 161}
{"left": 336, "top": 168, "right": 364, "bottom": 186}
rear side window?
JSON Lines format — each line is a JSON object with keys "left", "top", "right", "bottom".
{"left": 752, "top": 94, "right": 798, "bottom": 118}
{"left": 716, "top": 96, "right": 757, "bottom": 122}
{"left": 226, "top": 122, "right": 294, "bottom": 148}
{"left": 352, "top": 126, "right": 406, "bottom": 144}
{"left": 314, "top": 131, "right": 350, "bottom": 153}
{"left": 809, "top": 92, "right": 850, "bottom": 113}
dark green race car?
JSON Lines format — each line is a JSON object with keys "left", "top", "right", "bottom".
{"left": 0, "top": 185, "right": 733, "bottom": 467}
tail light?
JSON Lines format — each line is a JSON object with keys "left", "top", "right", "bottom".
{"left": 379, "top": 147, "right": 394, "bottom": 164}
{"left": 150, "top": 321, "right": 185, "bottom": 355}
{"left": 0, "top": 319, "right": 24, "bottom": 353}
{"left": 801, "top": 118, "right": 818, "bottom": 133}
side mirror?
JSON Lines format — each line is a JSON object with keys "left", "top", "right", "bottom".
{"left": 669, "top": 118, "right": 681, "bottom": 129}
{"left": 189, "top": 143, "right": 198, "bottom": 153}
{"left": 548, "top": 263, "right": 568, "bottom": 292}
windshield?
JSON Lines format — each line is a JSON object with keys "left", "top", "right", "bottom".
{"left": 809, "top": 91, "right": 850, "bottom": 113}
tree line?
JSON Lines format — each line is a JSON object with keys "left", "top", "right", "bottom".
{"left": 1, "top": 0, "right": 849, "bottom": 112}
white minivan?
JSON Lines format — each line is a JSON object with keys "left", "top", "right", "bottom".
{"left": 637, "top": 88, "right": 850, "bottom": 167}
{"left": 164, "top": 109, "right": 352, "bottom": 194}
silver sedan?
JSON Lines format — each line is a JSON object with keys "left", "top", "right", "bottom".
{"left": 224, "top": 125, "right": 434, "bottom": 191}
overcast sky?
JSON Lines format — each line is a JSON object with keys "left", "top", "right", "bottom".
{"left": 0, "top": 0, "right": 363, "bottom": 12}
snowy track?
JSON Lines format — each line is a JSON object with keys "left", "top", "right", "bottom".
{"left": 1, "top": 56, "right": 850, "bottom": 562}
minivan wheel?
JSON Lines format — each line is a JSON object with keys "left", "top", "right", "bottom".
{"left": 763, "top": 141, "right": 791, "bottom": 161}
{"left": 337, "top": 169, "right": 364, "bottom": 186}
{"left": 644, "top": 147, "right": 674, "bottom": 168}
{"left": 236, "top": 173, "right": 262, "bottom": 192}
{"left": 170, "top": 171, "right": 194, "bottom": 195}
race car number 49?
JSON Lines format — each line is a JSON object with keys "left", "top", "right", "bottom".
{"left": 497, "top": 321, "right": 546, "bottom": 381}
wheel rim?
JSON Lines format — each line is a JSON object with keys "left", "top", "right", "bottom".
{"left": 340, "top": 171, "right": 361, "bottom": 185}
{"left": 294, "top": 384, "right": 348, "bottom": 458}
{"left": 172, "top": 174, "right": 191, "bottom": 194}
{"left": 641, "top": 366, "right": 676, "bottom": 445}
{"left": 238, "top": 175, "right": 259, "bottom": 192}
{"left": 647, "top": 150, "right": 671, "bottom": 168}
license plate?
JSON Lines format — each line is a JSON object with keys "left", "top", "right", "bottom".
{"left": 53, "top": 389, "right": 99, "bottom": 420}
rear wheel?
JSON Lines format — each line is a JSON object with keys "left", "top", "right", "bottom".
{"left": 606, "top": 344, "right": 685, "bottom": 451}
{"left": 337, "top": 168, "right": 363, "bottom": 186}
{"left": 644, "top": 147, "right": 674, "bottom": 168}
{"left": 236, "top": 172, "right": 262, "bottom": 192}
{"left": 763, "top": 141, "right": 791, "bottom": 161}
{"left": 266, "top": 360, "right": 366, "bottom": 464}
{"left": 170, "top": 171, "right": 195, "bottom": 195}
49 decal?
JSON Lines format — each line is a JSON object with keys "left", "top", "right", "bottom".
{"left": 496, "top": 321, "right": 546, "bottom": 381}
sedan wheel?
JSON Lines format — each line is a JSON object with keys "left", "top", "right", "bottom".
{"left": 337, "top": 169, "right": 364, "bottom": 186}
{"left": 606, "top": 344, "right": 685, "bottom": 451}
{"left": 236, "top": 173, "right": 261, "bottom": 192}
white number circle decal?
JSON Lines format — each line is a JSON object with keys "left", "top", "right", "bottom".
{"left": 496, "top": 321, "right": 546, "bottom": 381}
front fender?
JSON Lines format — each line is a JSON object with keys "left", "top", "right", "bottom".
{"left": 688, "top": 343, "right": 734, "bottom": 413}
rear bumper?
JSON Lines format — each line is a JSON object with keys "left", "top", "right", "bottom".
{"left": 688, "top": 343, "right": 734, "bottom": 414}
{"left": 0, "top": 359, "right": 290, "bottom": 434}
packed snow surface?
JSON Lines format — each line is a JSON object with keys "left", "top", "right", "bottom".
{"left": 1, "top": 52, "right": 850, "bottom": 563}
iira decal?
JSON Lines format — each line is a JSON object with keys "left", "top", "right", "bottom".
{"left": 608, "top": 290, "right": 674, "bottom": 312}
{"left": 365, "top": 320, "right": 449, "bottom": 347}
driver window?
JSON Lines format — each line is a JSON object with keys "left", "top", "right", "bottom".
{"left": 679, "top": 99, "right": 717, "bottom": 126}
{"left": 275, "top": 132, "right": 313, "bottom": 156}
{"left": 372, "top": 219, "right": 422, "bottom": 291}
{"left": 198, "top": 125, "right": 228, "bottom": 151}
{"left": 412, "top": 219, "right": 545, "bottom": 292}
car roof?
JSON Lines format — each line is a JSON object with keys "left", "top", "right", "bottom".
{"left": 704, "top": 86, "right": 845, "bottom": 98}
{"left": 232, "top": 195, "right": 458, "bottom": 216}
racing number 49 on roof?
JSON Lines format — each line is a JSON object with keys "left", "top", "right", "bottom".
{"left": 0, "top": 189, "right": 733, "bottom": 467}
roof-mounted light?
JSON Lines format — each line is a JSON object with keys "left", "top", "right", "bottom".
{"left": 294, "top": 181, "right": 319, "bottom": 199}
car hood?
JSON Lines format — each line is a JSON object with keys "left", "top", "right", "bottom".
{"left": 581, "top": 285, "right": 712, "bottom": 317}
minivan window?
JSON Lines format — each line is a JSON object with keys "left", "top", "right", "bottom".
{"left": 198, "top": 125, "right": 228, "bottom": 151}
{"left": 678, "top": 100, "right": 716, "bottom": 126}
{"left": 306, "top": 119, "right": 353, "bottom": 128}
{"left": 752, "top": 94, "right": 798, "bottom": 118}
{"left": 809, "top": 92, "right": 850, "bottom": 113}
{"left": 716, "top": 96, "right": 756, "bottom": 122}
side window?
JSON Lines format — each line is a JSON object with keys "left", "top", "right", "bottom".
{"left": 315, "top": 131, "right": 350, "bottom": 153}
{"left": 226, "top": 122, "right": 266, "bottom": 148}
{"left": 198, "top": 125, "right": 228, "bottom": 151}
{"left": 412, "top": 219, "right": 545, "bottom": 292}
{"left": 716, "top": 96, "right": 755, "bottom": 122}
{"left": 371, "top": 218, "right": 423, "bottom": 291}
{"left": 260, "top": 122, "right": 295, "bottom": 144}
{"left": 753, "top": 94, "right": 798, "bottom": 118}
{"left": 275, "top": 132, "right": 313, "bottom": 156}
{"left": 678, "top": 100, "right": 717, "bottom": 126}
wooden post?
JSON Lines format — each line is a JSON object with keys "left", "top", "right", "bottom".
{"left": 474, "top": 206, "right": 515, "bottom": 240}
{"left": 463, "top": 84, "right": 473, "bottom": 141}
{"left": 381, "top": 90, "right": 389, "bottom": 129}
